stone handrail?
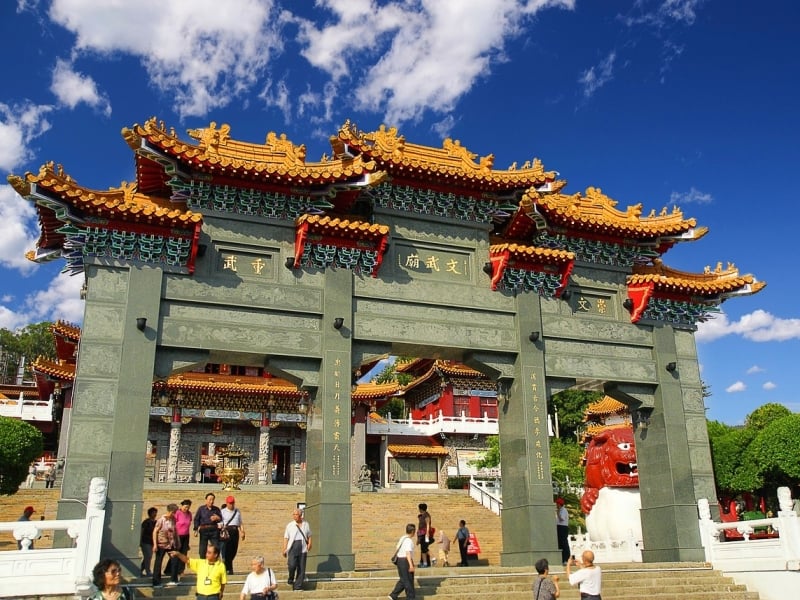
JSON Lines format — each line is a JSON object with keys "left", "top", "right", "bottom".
{"left": 367, "top": 410, "right": 499, "bottom": 437}
{"left": 469, "top": 477, "right": 502, "bottom": 515}
{"left": 0, "top": 478, "right": 106, "bottom": 598}
{"left": 697, "top": 486, "right": 800, "bottom": 572}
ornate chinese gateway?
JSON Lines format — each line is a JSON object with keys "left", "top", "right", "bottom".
{"left": 8, "top": 118, "right": 763, "bottom": 570}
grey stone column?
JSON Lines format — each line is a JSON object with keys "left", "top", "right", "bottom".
{"left": 305, "top": 266, "right": 355, "bottom": 573}
{"left": 258, "top": 422, "right": 271, "bottom": 485}
{"left": 499, "top": 292, "right": 561, "bottom": 567}
{"left": 637, "top": 325, "right": 706, "bottom": 562}
{"left": 351, "top": 403, "right": 367, "bottom": 485}
{"left": 167, "top": 416, "right": 182, "bottom": 483}
{"left": 56, "top": 265, "right": 163, "bottom": 571}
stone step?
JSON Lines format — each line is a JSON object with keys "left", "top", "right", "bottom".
{"left": 128, "top": 566, "right": 760, "bottom": 600}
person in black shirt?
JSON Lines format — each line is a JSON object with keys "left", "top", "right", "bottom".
{"left": 140, "top": 507, "right": 158, "bottom": 576}
{"left": 193, "top": 492, "right": 222, "bottom": 558}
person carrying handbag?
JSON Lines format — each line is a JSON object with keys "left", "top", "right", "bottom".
{"left": 152, "top": 504, "right": 180, "bottom": 587}
{"left": 388, "top": 523, "right": 417, "bottom": 600}
{"left": 220, "top": 496, "right": 245, "bottom": 575}
{"left": 239, "top": 555, "right": 279, "bottom": 600}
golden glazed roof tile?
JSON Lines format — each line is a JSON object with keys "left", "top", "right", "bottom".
{"left": 31, "top": 358, "right": 76, "bottom": 381}
{"left": 10, "top": 162, "right": 202, "bottom": 228}
{"left": 123, "top": 117, "right": 377, "bottom": 182}
{"left": 629, "top": 259, "right": 767, "bottom": 297}
{"left": 165, "top": 373, "right": 303, "bottom": 397}
{"left": 352, "top": 381, "right": 402, "bottom": 400}
{"left": 489, "top": 242, "right": 575, "bottom": 264}
{"left": 586, "top": 396, "right": 627, "bottom": 417}
{"left": 524, "top": 187, "right": 707, "bottom": 239}
{"left": 434, "top": 360, "right": 485, "bottom": 378}
{"left": 387, "top": 444, "right": 449, "bottom": 456}
{"left": 52, "top": 320, "right": 81, "bottom": 342}
{"left": 334, "top": 120, "right": 564, "bottom": 190}
{"left": 296, "top": 214, "right": 390, "bottom": 239}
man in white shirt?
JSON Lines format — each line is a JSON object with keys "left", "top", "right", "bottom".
{"left": 282, "top": 508, "right": 312, "bottom": 590}
{"left": 567, "top": 549, "right": 602, "bottom": 599}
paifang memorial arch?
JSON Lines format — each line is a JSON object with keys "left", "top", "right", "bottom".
{"left": 8, "top": 118, "right": 764, "bottom": 570}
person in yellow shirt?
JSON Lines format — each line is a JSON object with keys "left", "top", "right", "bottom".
{"left": 172, "top": 544, "right": 227, "bottom": 599}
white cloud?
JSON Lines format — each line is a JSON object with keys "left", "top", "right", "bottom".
{"left": 0, "top": 102, "right": 54, "bottom": 173}
{"left": 696, "top": 309, "right": 800, "bottom": 343}
{"left": 48, "top": 0, "right": 283, "bottom": 118}
{"left": 746, "top": 365, "right": 764, "bottom": 374}
{"left": 762, "top": 381, "right": 776, "bottom": 390}
{"left": 620, "top": 0, "right": 703, "bottom": 28}
{"left": 258, "top": 79, "right": 292, "bottom": 124}
{"left": 669, "top": 186, "right": 712, "bottom": 205}
{"left": 50, "top": 58, "right": 111, "bottom": 116}
{"left": 725, "top": 381, "right": 746, "bottom": 393}
{"left": 295, "top": 0, "right": 575, "bottom": 124}
{"left": 579, "top": 51, "right": 616, "bottom": 98}
{"left": 431, "top": 115, "right": 457, "bottom": 139}
{"left": 0, "top": 184, "right": 39, "bottom": 274}
{"left": 23, "top": 272, "right": 85, "bottom": 325}
{"left": 0, "top": 271, "right": 84, "bottom": 330}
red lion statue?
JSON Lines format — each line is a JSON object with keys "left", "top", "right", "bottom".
{"left": 581, "top": 426, "right": 638, "bottom": 515}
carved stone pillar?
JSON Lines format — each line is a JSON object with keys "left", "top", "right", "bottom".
{"left": 258, "top": 421, "right": 271, "bottom": 485}
{"left": 167, "top": 408, "right": 182, "bottom": 483}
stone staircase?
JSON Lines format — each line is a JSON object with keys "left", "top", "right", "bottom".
{"left": 128, "top": 564, "right": 758, "bottom": 600}
{"left": 1, "top": 486, "right": 761, "bottom": 599}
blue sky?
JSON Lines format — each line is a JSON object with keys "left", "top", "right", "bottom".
{"left": 1, "top": 1, "right": 798, "bottom": 424}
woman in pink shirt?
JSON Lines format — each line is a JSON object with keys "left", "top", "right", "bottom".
{"left": 174, "top": 500, "right": 193, "bottom": 574}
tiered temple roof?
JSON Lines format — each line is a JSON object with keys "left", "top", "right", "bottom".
{"left": 7, "top": 117, "right": 764, "bottom": 326}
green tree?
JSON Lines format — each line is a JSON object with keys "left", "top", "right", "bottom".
{"left": 707, "top": 420, "right": 760, "bottom": 494}
{"left": 549, "top": 438, "right": 585, "bottom": 488}
{"left": 746, "top": 413, "right": 800, "bottom": 489}
{"left": 744, "top": 403, "right": 792, "bottom": 431}
{"left": 471, "top": 435, "right": 500, "bottom": 469}
{"left": 0, "top": 322, "right": 56, "bottom": 383}
{"left": 0, "top": 417, "right": 44, "bottom": 495}
{"left": 549, "top": 389, "right": 602, "bottom": 441}
{"left": 378, "top": 397, "right": 406, "bottom": 420}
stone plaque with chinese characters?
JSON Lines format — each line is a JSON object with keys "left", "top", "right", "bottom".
{"left": 395, "top": 242, "right": 472, "bottom": 282}
{"left": 323, "top": 350, "right": 349, "bottom": 481}
{"left": 572, "top": 293, "right": 613, "bottom": 318}
{"left": 218, "top": 250, "right": 276, "bottom": 279}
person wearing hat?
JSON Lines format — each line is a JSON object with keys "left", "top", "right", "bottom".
{"left": 219, "top": 495, "right": 245, "bottom": 575}
{"left": 17, "top": 506, "right": 36, "bottom": 549}
{"left": 555, "top": 498, "right": 570, "bottom": 565}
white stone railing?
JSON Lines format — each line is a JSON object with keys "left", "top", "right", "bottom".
{"left": 697, "top": 488, "right": 800, "bottom": 572}
{"left": 0, "top": 478, "right": 106, "bottom": 598}
{"left": 0, "top": 394, "right": 54, "bottom": 422}
{"left": 568, "top": 528, "right": 643, "bottom": 563}
{"left": 367, "top": 410, "right": 499, "bottom": 437}
{"left": 469, "top": 477, "right": 502, "bottom": 515}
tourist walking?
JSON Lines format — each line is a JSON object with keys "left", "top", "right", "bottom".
{"left": 555, "top": 497, "right": 570, "bottom": 564}
{"left": 282, "top": 507, "right": 312, "bottom": 590}
{"left": 152, "top": 503, "right": 180, "bottom": 587}
{"left": 139, "top": 506, "right": 157, "bottom": 577}
{"left": 194, "top": 492, "right": 222, "bottom": 558}
{"left": 16, "top": 505, "right": 36, "bottom": 549}
{"left": 239, "top": 555, "right": 278, "bottom": 600}
{"left": 455, "top": 519, "right": 470, "bottom": 566}
{"left": 45, "top": 466, "right": 56, "bottom": 488}
{"left": 532, "top": 557, "right": 560, "bottom": 599}
{"left": 388, "top": 523, "right": 417, "bottom": 600}
{"left": 416, "top": 503, "right": 432, "bottom": 567}
{"left": 174, "top": 499, "right": 192, "bottom": 574}
{"left": 566, "top": 550, "right": 602, "bottom": 600}
{"left": 25, "top": 464, "right": 37, "bottom": 488}
{"left": 220, "top": 495, "right": 245, "bottom": 575}
{"left": 171, "top": 544, "right": 226, "bottom": 600}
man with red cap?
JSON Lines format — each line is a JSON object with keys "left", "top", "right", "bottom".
{"left": 219, "top": 495, "right": 245, "bottom": 575}
{"left": 556, "top": 497, "right": 570, "bottom": 565}
{"left": 17, "top": 506, "right": 36, "bottom": 549}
